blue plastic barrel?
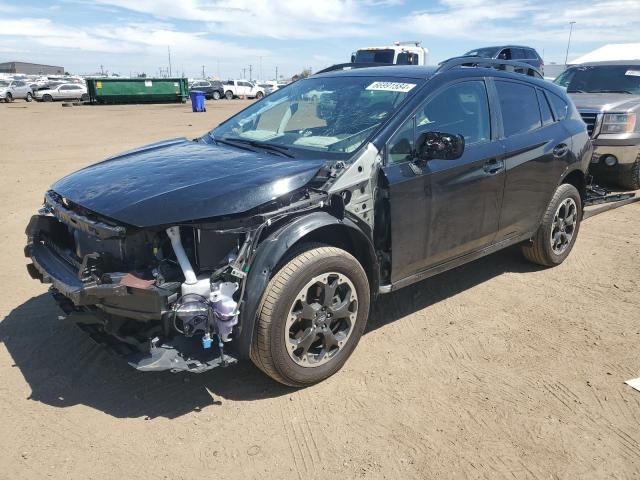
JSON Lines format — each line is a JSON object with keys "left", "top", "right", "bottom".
{"left": 189, "top": 91, "right": 206, "bottom": 112}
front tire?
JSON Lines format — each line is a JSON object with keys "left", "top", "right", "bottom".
{"left": 225, "top": 90, "right": 233, "bottom": 100}
{"left": 522, "top": 183, "right": 582, "bottom": 266}
{"left": 4, "top": 93, "right": 12, "bottom": 103}
{"left": 251, "top": 245, "right": 370, "bottom": 387}
{"left": 43, "top": 94, "right": 53, "bottom": 102}
{"left": 255, "top": 91, "right": 264, "bottom": 99}
{"left": 26, "top": 92, "right": 33, "bottom": 102}
{"left": 212, "top": 91, "right": 221, "bottom": 100}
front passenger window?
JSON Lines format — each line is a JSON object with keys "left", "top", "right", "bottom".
{"left": 388, "top": 117, "right": 414, "bottom": 163}
{"left": 387, "top": 80, "right": 490, "bottom": 164}
{"left": 416, "top": 81, "right": 490, "bottom": 145}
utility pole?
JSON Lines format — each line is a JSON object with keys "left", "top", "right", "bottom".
{"left": 564, "top": 21, "right": 576, "bottom": 65}
{"left": 249, "top": 64, "right": 252, "bottom": 81}
{"left": 243, "top": 67, "right": 246, "bottom": 78}
{"left": 275, "top": 66, "right": 278, "bottom": 81}
{"left": 100, "top": 64, "right": 104, "bottom": 75}
{"left": 202, "top": 65, "right": 205, "bottom": 79}
{"left": 167, "top": 46, "right": 172, "bottom": 77}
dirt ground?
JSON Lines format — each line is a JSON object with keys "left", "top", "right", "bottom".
{"left": 1, "top": 100, "right": 639, "bottom": 480}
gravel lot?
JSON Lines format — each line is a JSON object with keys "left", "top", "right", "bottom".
{"left": 1, "top": 100, "right": 639, "bottom": 480}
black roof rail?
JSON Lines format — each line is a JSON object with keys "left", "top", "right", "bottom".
{"left": 437, "top": 56, "right": 543, "bottom": 79}
{"left": 314, "top": 62, "right": 392, "bottom": 75}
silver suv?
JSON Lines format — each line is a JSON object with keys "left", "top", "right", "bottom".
{"left": 556, "top": 61, "right": 640, "bottom": 190}
{"left": 0, "top": 79, "right": 33, "bottom": 102}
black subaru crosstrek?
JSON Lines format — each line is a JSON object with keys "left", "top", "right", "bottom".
{"left": 25, "top": 60, "right": 592, "bottom": 386}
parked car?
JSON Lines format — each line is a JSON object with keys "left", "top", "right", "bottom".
{"left": 34, "top": 83, "right": 88, "bottom": 102}
{"left": 0, "top": 79, "right": 34, "bottom": 102}
{"left": 25, "top": 62, "right": 591, "bottom": 386}
{"left": 189, "top": 80, "right": 224, "bottom": 100}
{"left": 555, "top": 61, "right": 640, "bottom": 190}
{"left": 257, "top": 83, "right": 275, "bottom": 95}
{"left": 222, "top": 80, "right": 265, "bottom": 99}
{"left": 463, "top": 45, "right": 544, "bottom": 74}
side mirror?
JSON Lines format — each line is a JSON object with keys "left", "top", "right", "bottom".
{"left": 416, "top": 131, "right": 465, "bottom": 161}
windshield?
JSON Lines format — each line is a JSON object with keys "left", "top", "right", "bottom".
{"left": 0, "top": 81, "right": 9, "bottom": 87}
{"left": 464, "top": 47, "right": 500, "bottom": 58}
{"left": 554, "top": 65, "right": 640, "bottom": 94}
{"left": 210, "top": 76, "right": 420, "bottom": 159}
{"left": 354, "top": 49, "right": 395, "bottom": 64}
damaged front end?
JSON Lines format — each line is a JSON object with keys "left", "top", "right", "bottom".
{"left": 25, "top": 188, "right": 329, "bottom": 373}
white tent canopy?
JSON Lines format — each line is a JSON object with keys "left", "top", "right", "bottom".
{"left": 571, "top": 43, "right": 640, "bottom": 64}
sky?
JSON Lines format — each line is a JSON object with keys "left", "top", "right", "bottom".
{"left": 0, "top": 0, "right": 638, "bottom": 80}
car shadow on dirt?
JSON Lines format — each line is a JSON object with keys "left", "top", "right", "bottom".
{"left": 0, "top": 245, "right": 541, "bottom": 419}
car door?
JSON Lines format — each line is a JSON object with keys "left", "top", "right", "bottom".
{"left": 382, "top": 79, "right": 505, "bottom": 282}
{"left": 494, "top": 80, "right": 569, "bottom": 240}
{"left": 55, "top": 85, "right": 69, "bottom": 99}
{"left": 14, "top": 81, "right": 28, "bottom": 98}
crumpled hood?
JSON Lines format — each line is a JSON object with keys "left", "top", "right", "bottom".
{"left": 569, "top": 93, "right": 640, "bottom": 112}
{"left": 51, "top": 138, "right": 325, "bottom": 227}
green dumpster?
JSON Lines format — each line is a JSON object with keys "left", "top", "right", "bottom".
{"left": 86, "top": 78, "right": 189, "bottom": 104}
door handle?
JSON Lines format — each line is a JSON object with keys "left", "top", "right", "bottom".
{"left": 553, "top": 144, "right": 569, "bottom": 158}
{"left": 483, "top": 159, "right": 504, "bottom": 175}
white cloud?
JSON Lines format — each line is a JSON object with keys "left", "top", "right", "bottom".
{"left": 91, "top": 0, "right": 374, "bottom": 39}
{"left": 400, "top": 0, "right": 640, "bottom": 44}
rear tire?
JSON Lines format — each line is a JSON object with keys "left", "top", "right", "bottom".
{"left": 225, "top": 90, "right": 233, "bottom": 100}
{"left": 43, "top": 94, "right": 53, "bottom": 102}
{"left": 617, "top": 157, "right": 640, "bottom": 190}
{"left": 255, "top": 91, "right": 264, "bottom": 99}
{"left": 80, "top": 93, "right": 89, "bottom": 102}
{"left": 251, "top": 245, "right": 370, "bottom": 387}
{"left": 26, "top": 92, "right": 33, "bottom": 102}
{"left": 212, "top": 91, "right": 221, "bottom": 100}
{"left": 522, "top": 183, "right": 582, "bottom": 266}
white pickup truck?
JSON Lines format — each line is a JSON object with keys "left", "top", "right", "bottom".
{"left": 222, "top": 80, "right": 265, "bottom": 100}
{"left": 351, "top": 41, "right": 429, "bottom": 66}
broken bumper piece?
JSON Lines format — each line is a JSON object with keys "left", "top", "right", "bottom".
{"left": 65, "top": 310, "right": 238, "bottom": 374}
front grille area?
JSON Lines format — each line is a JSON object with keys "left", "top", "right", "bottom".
{"left": 579, "top": 111, "right": 598, "bottom": 137}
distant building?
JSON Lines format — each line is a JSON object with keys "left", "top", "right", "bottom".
{"left": 0, "top": 61, "right": 64, "bottom": 75}
{"left": 570, "top": 43, "right": 640, "bottom": 64}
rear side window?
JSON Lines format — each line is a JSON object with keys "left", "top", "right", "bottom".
{"left": 537, "top": 90, "right": 554, "bottom": 125}
{"left": 495, "top": 81, "right": 542, "bottom": 136}
{"left": 547, "top": 92, "right": 569, "bottom": 121}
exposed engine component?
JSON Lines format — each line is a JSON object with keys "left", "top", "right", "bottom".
{"left": 172, "top": 293, "right": 212, "bottom": 337}
{"left": 210, "top": 281, "right": 239, "bottom": 342}
{"left": 166, "top": 226, "right": 241, "bottom": 346}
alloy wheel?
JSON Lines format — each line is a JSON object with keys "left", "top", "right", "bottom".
{"left": 285, "top": 272, "right": 358, "bottom": 367}
{"left": 550, "top": 198, "right": 577, "bottom": 255}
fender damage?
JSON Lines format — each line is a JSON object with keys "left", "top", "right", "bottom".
{"left": 25, "top": 138, "right": 380, "bottom": 373}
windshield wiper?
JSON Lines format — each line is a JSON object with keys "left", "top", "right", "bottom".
{"left": 222, "top": 138, "right": 295, "bottom": 158}
{"left": 209, "top": 135, "right": 257, "bottom": 153}
{"left": 586, "top": 89, "right": 633, "bottom": 94}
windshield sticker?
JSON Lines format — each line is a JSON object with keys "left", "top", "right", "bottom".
{"left": 366, "top": 81, "right": 416, "bottom": 93}
{"left": 625, "top": 70, "right": 640, "bottom": 77}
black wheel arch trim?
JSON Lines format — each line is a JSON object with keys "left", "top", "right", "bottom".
{"left": 235, "top": 210, "right": 378, "bottom": 358}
